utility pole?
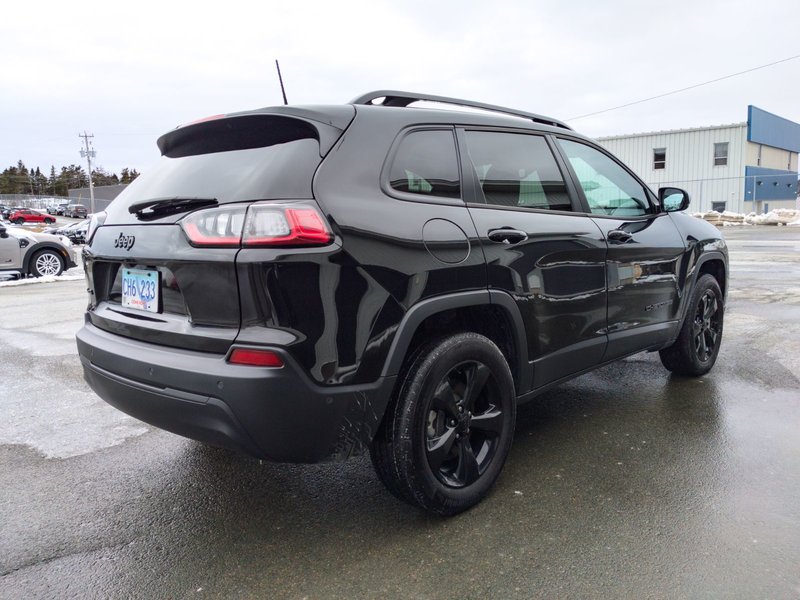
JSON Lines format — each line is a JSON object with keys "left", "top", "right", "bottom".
{"left": 79, "top": 131, "right": 96, "bottom": 214}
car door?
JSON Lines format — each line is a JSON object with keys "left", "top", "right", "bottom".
{"left": 554, "top": 137, "right": 686, "bottom": 361}
{"left": 0, "top": 227, "right": 22, "bottom": 269}
{"left": 458, "top": 128, "right": 608, "bottom": 391}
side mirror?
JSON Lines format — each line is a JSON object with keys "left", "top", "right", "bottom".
{"left": 0, "top": 225, "right": 7, "bottom": 238}
{"left": 659, "top": 187, "right": 690, "bottom": 212}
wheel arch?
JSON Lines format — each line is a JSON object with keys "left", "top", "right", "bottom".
{"left": 22, "top": 243, "right": 71, "bottom": 273}
{"left": 696, "top": 254, "right": 727, "bottom": 298}
{"left": 380, "top": 290, "right": 529, "bottom": 395}
{"left": 666, "top": 250, "right": 727, "bottom": 348}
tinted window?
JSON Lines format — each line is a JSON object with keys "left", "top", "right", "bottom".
{"left": 557, "top": 139, "right": 650, "bottom": 217}
{"left": 463, "top": 131, "right": 571, "bottom": 211}
{"left": 388, "top": 130, "right": 460, "bottom": 198}
{"left": 111, "top": 138, "right": 321, "bottom": 206}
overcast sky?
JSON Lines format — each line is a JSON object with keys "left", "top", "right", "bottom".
{"left": 2, "top": 0, "right": 799, "bottom": 177}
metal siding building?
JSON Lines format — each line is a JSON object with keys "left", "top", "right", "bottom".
{"left": 597, "top": 106, "right": 799, "bottom": 214}
{"left": 68, "top": 183, "right": 129, "bottom": 213}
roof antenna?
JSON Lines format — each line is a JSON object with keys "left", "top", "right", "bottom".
{"left": 275, "top": 59, "right": 288, "bottom": 105}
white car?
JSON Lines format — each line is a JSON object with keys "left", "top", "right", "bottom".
{"left": 0, "top": 223, "right": 76, "bottom": 277}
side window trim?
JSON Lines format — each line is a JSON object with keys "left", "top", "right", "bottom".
{"left": 455, "top": 126, "right": 584, "bottom": 214}
{"left": 454, "top": 127, "right": 483, "bottom": 206}
{"left": 380, "top": 126, "right": 465, "bottom": 206}
{"left": 543, "top": 134, "right": 585, "bottom": 214}
{"left": 552, "top": 135, "right": 661, "bottom": 219}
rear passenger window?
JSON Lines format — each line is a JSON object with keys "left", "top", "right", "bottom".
{"left": 463, "top": 131, "right": 572, "bottom": 211}
{"left": 388, "top": 130, "right": 460, "bottom": 198}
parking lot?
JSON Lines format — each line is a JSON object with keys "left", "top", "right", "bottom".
{"left": 1, "top": 226, "right": 799, "bottom": 599}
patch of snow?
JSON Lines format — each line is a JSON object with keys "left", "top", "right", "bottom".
{"left": 692, "top": 208, "right": 800, "bottom": 227}
{"left": 0, "top": 268, "right": 84, "bottom": 287}
{"left": 746, "top": 209, "right": 799, "bottom": 225}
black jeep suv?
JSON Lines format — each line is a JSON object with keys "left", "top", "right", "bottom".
{"left": 76, "top": 91, "right": 727, "bottom": 515}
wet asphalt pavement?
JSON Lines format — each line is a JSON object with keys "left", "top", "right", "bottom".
{"left": 1, "top": 226, "right": 799, "bottom": 599}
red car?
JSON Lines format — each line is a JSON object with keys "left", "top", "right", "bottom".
{"left": 9, "top": 209, "right": 55, "bottom": 225}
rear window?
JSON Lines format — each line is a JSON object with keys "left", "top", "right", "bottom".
{"left": 112, "top": 115, "right": 326, "bottom": 209}
{"left": 115, "top": 139, "right": 321, "bottom": 205}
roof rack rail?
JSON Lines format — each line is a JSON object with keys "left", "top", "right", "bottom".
{"left": 350, "top": 90, "right": 572, "bottom": 131}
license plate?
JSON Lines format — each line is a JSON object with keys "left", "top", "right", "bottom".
{"left": 121, "top": 268, "right": 161, "bottom": 313}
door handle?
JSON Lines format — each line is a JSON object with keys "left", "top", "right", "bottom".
{"left": 487, "top": 228, "right": 528, "bottom": 244}
{"left": 607, "top": 229, "right": 633, "bottom": 243}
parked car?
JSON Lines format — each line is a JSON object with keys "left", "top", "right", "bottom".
{"left": 8, "top": 209, "right": 55, "bottom": 225}
{"left": 64, "top": 219, "right": 89, "bottom": 244}
{"left": 47, "top": 202, "right": 68, "bottom": 215}
{"left": 1, "top": 206, "right": 25, "bottom": 221}
{"left": 43, "top": 219, "right": 89, "bottom": 244}
{"left": 0, "top": 223, "right": 75, "bottom": 277}
{"left": 76, "top": 91, "right": 728, "bottom": 515}
{"left": 65, "top": 204, "right": 88, "bottom": 218}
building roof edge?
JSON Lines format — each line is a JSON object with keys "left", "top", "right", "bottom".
{"left": 597, "top": 122, "right": 747, "bottom": 141}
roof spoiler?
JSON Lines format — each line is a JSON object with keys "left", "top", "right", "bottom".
{"left": 157, "top": 106, "right": 356, "bottom": 158}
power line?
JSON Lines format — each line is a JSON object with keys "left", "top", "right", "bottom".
{"left": 569, "top": 53, "right": 800, "bottom": 121}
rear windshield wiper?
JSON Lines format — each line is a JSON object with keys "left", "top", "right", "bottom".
{"left": 128, "top": 197, "right": 218, "bottom": 221}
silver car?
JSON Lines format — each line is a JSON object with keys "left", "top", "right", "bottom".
{"left": 0, "top": 223, "right": 77, "bottom": 277}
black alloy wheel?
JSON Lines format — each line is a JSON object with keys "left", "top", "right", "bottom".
{"left": 693, "top": 290, "right": 721, "bottom": 362}
{"left": 371, "top": 332, "right": 516, "bottom": 516}
{"left": 425, "top": 361, "right": 504, "bottom": 488}
{"left": 659, "top": 273, "right": 724, "bottom": 376}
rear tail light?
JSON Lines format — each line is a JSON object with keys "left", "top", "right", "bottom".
{"left": 228, "top": 348, "right": 284, "bottom": 367}
{"left": 181, "top": 205, "right": 246, "bottom": 247}
{"left": 180, "top": 202, "right": 332, "bottom": 247}
{"left": 243, "top": 205, "right": 332, "bottom": 246}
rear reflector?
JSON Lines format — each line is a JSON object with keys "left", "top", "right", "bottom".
{"left": 228, "top": 348, "right": 284, "bottom": 367}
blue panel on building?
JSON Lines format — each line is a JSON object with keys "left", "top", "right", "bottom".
{"left": 748, "top": 106, "right": 800, "bottom": 152}
{"left": 743, "top": 166, "right": 797, "bottom": 201}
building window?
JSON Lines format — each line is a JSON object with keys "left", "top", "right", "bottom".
{"left": 713, "top": 142, "right": 728, "bottom": 166}
{"left": 653, "top": 148, "right": 666, "bottom": 170}
{"left": 712, "top": 201, "right": 726, "bottom": 212}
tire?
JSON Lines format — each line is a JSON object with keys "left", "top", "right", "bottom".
{"left": 370, "top": 332, "right": 516, "bottom": 516}
{"left": 44, "top": 218, "right": 54, "bottom": 224}
{"left": 13, "top": 218, "right": 24, "bottom": 225}
{"left": 28, "top": 249, "right": 64, "bottom": 277}
{"left": 659, "top": 274, "right": 724, "bottom": 376}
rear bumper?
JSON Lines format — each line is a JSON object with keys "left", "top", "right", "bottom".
{"left": 76, "top": 321, "right": 395, "bottom": 462}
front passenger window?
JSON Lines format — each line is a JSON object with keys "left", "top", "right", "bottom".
{"left": 557, "top": 139, "right": 651, "bottom": 217}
